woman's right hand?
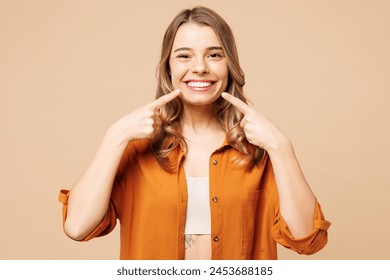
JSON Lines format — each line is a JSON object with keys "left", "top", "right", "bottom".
{"left": 107, "top": 89, "right": 180, "bottom": 145}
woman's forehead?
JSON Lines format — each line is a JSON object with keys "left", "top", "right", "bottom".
{"left": 172, "top": 23, "right": 221, "bottom": 50}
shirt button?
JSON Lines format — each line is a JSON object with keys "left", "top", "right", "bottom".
{"left": 212, "top": 159, "right": 218, "bottom": 165}
{"left": 212, "top": 197, "right": 218, "bottom": 203}
{"left": 213, "top": 236, "right": 220, "bottom": 242}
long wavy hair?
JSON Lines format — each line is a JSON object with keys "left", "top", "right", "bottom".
{"left": 152, "top": 6, "right": 265, "bottom": 171}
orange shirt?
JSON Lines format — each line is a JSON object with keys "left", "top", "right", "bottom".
{"left": 59, "top": 139, "right": 331, "bottom": 259}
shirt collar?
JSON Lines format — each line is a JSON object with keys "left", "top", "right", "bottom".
{"left": 164, "top": 136, "right": 236, "bottom": 163}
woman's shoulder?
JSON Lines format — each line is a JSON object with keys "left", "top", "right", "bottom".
{"left": 117, "top": 139, "right": 154, "bottom": 172}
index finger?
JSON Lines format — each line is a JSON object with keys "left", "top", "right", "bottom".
{"left": 221, "top": 92, "right": 251, "bottom": 115}
{"left": 149, "top": 89, "right": 180, "bottom": 110}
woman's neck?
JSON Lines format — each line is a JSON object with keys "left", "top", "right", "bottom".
{"left": 182, "top": 103, "right": 222, "bottom": 133}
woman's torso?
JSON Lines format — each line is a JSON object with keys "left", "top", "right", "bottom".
{"left": 184, "top": 234, "right": 211, "bottom": 259}
{"left": 182, "top": 126, "right": 226, "bottom": 260}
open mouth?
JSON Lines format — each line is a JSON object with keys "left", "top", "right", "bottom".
{"left": 185, "top": 81, "right": 215, "bottom": 91}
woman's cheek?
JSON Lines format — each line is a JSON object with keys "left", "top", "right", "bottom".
{"left": 171, "top": 71, "right": 185, "bottom": 89}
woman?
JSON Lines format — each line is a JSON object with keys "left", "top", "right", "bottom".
{"left": 59, "top": 6, "right": 330, "bottom": 260}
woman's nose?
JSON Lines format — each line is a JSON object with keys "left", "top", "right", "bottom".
{"left": 191, "top": 58, "right": 209, "bottom": 74}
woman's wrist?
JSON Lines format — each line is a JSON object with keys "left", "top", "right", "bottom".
{"left": 265, "top": 134, "right": 294, "bottom": 160}
{"left": 103, "top": 124, "right": 130, "bottom": 152}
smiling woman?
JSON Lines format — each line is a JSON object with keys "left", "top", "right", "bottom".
{"left": 58, "top": 6, "right": 331, "bottom": 260}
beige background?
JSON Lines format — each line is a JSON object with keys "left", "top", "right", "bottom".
{"left": 1, "top": 0, "right": 389, "bottom": 260}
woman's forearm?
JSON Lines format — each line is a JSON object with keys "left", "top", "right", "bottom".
{"left": 64, "top": 129, "right": 128, "bottom": 241}
{"left": 267, "top": 137, "right": 316, "bottom": 238}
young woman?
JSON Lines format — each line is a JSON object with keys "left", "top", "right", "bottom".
{"left": 59, "top": 6, "right": 330, "bottom": 260}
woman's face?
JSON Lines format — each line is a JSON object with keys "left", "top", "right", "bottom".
{"left": 169, "top": 23, "right": 228, "bottom": 106}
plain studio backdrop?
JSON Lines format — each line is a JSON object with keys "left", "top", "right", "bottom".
{"left": 1, "top": 0, "right": 389, "bottom": 260}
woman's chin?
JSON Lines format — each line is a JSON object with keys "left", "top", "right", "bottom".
{"left": 180, "top": 95, "right": 220, "bottom": 107}
{"left": 178, "top": 89, "right": 223, "bottom": 106}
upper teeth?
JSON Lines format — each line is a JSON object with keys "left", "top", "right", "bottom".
{"left": 187, "top": 81, "right": 212, "bottom": 87}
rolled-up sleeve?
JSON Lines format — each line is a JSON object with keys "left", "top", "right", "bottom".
{"left": 272, "top": 200, "right": 331, "bottom": 254}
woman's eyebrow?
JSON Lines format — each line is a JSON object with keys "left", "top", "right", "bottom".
{"left": 207, "top": 46, "right": 223, "bottom": 51}
{"left": 173, "top": 46, "right": 223, "bottom": 53}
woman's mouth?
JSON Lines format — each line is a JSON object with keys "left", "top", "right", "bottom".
{"left": 185, "top": 80, "right": 215, "bottom": 91}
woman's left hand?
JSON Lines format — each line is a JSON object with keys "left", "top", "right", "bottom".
{"left": 221, "top": 92, "right": 289, "bottom": 153}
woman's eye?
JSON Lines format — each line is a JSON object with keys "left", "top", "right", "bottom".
{"left": 208, "top": 53, "right": 223, "bottom": 59}
{"left": 177, "top": 54, "right": 190, "bottom": 59}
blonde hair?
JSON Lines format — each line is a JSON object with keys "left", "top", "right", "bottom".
{"left": 152, "top": 6, "right": 265, "bottom": 171}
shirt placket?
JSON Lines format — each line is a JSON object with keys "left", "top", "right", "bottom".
{"left": 209, "top": 150, "right": 224, "bottom": 260}
{"left": 176, "top": 148, "right": 187, "bottom": 260}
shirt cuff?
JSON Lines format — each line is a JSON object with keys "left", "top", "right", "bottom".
{"left": 272, "top": 200, "right": 331, "bottom": 255}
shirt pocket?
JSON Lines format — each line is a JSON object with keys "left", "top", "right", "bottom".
{"left": 240, "top": 188, "right": 268, "bottom": 255}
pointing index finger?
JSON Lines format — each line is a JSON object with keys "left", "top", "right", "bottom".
{"left": 221, "top": 92, "right": 251, "bottom": 115}
{"left": 150, "top": 89, "right": 180, "bottom": 110}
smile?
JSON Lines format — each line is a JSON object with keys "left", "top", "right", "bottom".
{"left": 187, "top": 81, "right": 213, "bottom": 87}
{"left": 185, "top": 80, "right": 215, "bottom": 91}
